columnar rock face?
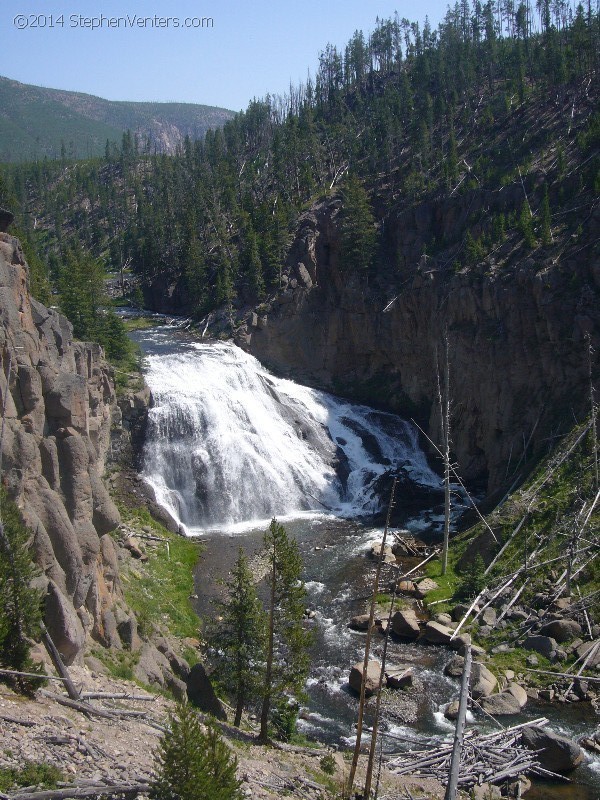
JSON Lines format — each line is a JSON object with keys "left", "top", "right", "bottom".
{"left": 238, "top": 198, "right": 600, "bottom": 495}
{"left": 0, "top": 232, "right": 121, "bottom": 664}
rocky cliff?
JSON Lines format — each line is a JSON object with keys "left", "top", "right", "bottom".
{"left": 0, "top": 229, "right": 127, "bottom": 664}
{"left": 235, "top": 196, "right": 600, "bottom": 496}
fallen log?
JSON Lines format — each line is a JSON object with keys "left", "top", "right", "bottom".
{"left": 0, "top": 714, "right": 36, "bottom": 727}
{"left": 8, "top": 782, "right": 151, "bottom": 800}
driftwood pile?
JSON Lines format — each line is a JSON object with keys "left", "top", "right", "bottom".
{"left": 386, "top": 718, "right": 567, "bottom": 791}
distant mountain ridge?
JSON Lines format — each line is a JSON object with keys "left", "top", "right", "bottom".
{"left": 0, "top": 75, "right": 235, "bottom": 161}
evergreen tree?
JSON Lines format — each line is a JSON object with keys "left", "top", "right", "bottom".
{"left": 211, "top": 548, "right": 266, "bottom": 727}
{"left": 259, "top": 519, "right": 312, "bottom": 742}
{"left": 150, "top": 704, "right": 243, "bottom": 800}
{"left": 0, "top": 488, "right": 43, "bottom": 694}
{"left": 539, "top": 184, "right": 552, "bottom": 246}
{"left": 518, "top": 201, "right": 536, "bottom": 249}
{"left": 339, "top": 175, "right": 378, "bottom": 275}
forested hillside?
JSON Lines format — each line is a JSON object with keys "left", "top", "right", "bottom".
{"left": 1, "top": 1, "right": 597, "bottom": 325}
{"left": 0, "top": 75, "right": 234, "bottom": 162}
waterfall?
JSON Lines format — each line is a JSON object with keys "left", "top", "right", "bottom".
{"left": 141, "top": 339, "right": 441, "bottom": 533}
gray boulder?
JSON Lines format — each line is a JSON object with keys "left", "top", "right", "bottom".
{"left": 444, "top": 655, "right": 465, "bottom": 678}
{"left": 507, "top": 682, "right": 528, "bottom": 709}
{"left": 385, "top": 668, "right": 413, "bottom": 689}
{"left": 479, "top": 691, "right": 522, "bottom": 715}
{"left": 574, "top": 640, "right": 600, "bottom": 668}
{"left": 349, "top": 660, "right": 381, "bottom": 697}
{"left": 470, "top": 662, "right": 497, "bottom": 699}
{"left": 186, "top": 663, "right": 227, "bottom": 720}
{"left": 521, "top": 726, "right": 584, "bottom": 772}
{"left": 134, "top": 643, "right": 171, "bottom": 687}
{"left": 422, "top": 621, "right": 454, "bottom": 645}
{"left": 349, "top": 614, "right": 371, "bottom": 631}
{"left": 117, "top": 615, "right": 142, "bottom": 651}
{"left": 414, "top": 578, "right": 438, "bottom": 598}
{"left": 539, "top": 619, "right": 582, "bottom": 643}
{"left": 524, "top": 634, "right": 557, "bottom": 658}
{"left": 391, "top": 608, "right": 420, "bottom": 639}
{"left": 44, "top": 580, "right": 86, "bottom": 665}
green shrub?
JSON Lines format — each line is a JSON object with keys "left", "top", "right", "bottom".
{"left": 150, "top": 704, "right": 243, "bottom": 800}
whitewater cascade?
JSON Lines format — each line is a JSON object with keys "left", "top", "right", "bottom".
{"left": 142, "top": 339, "right": 441, "bottom": 532}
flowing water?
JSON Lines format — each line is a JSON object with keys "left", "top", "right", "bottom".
{"left": 132, "top": 322, "right": 600, "bottom": 799}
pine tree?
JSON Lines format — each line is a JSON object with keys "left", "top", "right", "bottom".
{"left": 259, "top": 519, "right": 312, "bottom": 742}
{"left": 339, "top": 175, "right": 378, "bottom": 275}
{"left": 150, "top": 704, "right": 243, "bottom": 800}
{"left": 0, "top": 488, "right": 43, "bottom": 694}
{"left": 518, "top": 201, "right": 536, "bottom": 249}
{"left": 539, "top": 184, "right": 552, "bottom": 246}
{"left": 211, "top": 548, "right": 266, "bottom": 727}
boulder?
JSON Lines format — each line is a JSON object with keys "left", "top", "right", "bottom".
{"left": 369, "top": 541, "right": 395, "bottom": 563}
{"left": 444, "top": 655, "right": 465, "bottom": 678}
{"left": 117, "top": 615, "right": 142, "bottom": 651}
{"left": 574, "top": 640, "right": 600, "bottom": 668}
{"left": 507, "top": 682, "right": 528, "bottom": 709}
{"left": 386, "top": 668, "right": 413, "bottom": 689}
{"left": 539, "top": 618, "right": 582, "bottom": 643}
{"left": 394, "top": 580, "right": 418, "bottom": 596}
{"left": 479, "top": 691, "right": 522, "bottom": 716}
{"left": 521, "top": 726, "right": 584, "bottom": 772}
{"left": 134, "top": 643, "right": 170, "bottom": 688}
{"left": 452, "top": 602, "right": 477, "bottom": 622}
{"left": 414, "top": 578, "right": 438, "bottom": 598}
{"left": 349, "top": 614, "right": 371, "bottom": 631}
{"left": 470, "top": 662, "right": 497, "bottom": 699}
{"left": 481, "top": 607, "right": 497, "bottom": 626}
{"left": 524, "top": 634, "right": 557, "bottom": 659}
{"left": 44, "top": 580, "right": 86, "bottom": 665}
{"left": 349, "top": 660, "right": 381, "bottom": 697}
{"left": 101, "top": 609, "right": 122, "bottom": 650}
{"left": 391, "top": 608, "right": 421, "bottom": 639}
{"left": 422, "top": 621, "right": 454, "bottom": 645}
{"left": 156, "top": 637, "right": 191, "bottom": 679}
{"left": 472, "top": 784, "right": 501, "bottom": 800}
{"left": 435, "top": 613, "right": 453, "bottom": 626}
{"left": 444, "top": 700, "right": 460, "bottom": 721}
{"left": 186, "top": 663, "right": 227, "bottom": 720}
{"left": 450, "top": 633, "right": 472, "bottom": 652}
{"left": 165, "top": 673, "right": 188, "bottom": 703}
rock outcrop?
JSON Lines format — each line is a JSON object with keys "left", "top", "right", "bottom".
{"left": 0, "top": 232, "right": 122, "bottom": 664}
{"left": 237, "top": 197, "right": 600, "bottom": 495}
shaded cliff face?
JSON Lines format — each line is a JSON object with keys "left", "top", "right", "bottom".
{"left": 0, "top": 232, "right": 124, "bottom": 664}
{"left": 237, "top": 199, "right": 600, "bottom": 496}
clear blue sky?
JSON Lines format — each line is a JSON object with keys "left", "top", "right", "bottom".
{"left": 1, "top": 1, "right": 450, "bottom": 111}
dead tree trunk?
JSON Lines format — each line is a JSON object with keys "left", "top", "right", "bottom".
{"left": 40, "top": 623, "right": 81, "bottom": 701}
{"left": 587, "top": 334, "right": 598, "bottom": 491}
{"left": 348, "top": 478, "right": 397, "bottom": 795}
{"left": 444, "top": 643, "right": 472, "bottom": 800}
{"left": 436, "top": 333, "right": 452, "bottom": 575}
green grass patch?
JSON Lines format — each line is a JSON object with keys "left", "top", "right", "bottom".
{"left": 0, "top": 762, "right": 64, "bottom": 793}
{"left": 122, "top": 315, "right": 162, "bottom": 332}
{"left": 118, "top": 505, "right": 202, "bottom": 640}
{"left": 422, "top": 558, "right": 460, "bottom": 612}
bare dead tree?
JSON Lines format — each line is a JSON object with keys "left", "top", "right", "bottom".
{"left": 347, "top": 477, "right": 397, "bottom": 795}
{"left": 587, "top": 333, "right": 598, "bottom": 491}
{"left": 436, "top": 331, "right": 451, "bottom": 575}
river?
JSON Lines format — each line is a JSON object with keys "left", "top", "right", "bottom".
{"left": 130, "top": 321, "right": 600, "bottom": 799}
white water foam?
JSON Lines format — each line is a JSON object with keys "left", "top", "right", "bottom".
{"left": 142, "top": 340, "right": 441, "bottom": 532}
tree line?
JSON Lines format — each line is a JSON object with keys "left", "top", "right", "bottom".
{"left": 0, "top": 2, "right": 598, "bottom": 323}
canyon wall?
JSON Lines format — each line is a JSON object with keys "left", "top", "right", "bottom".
{"left": 0, "top": 229, "right": 126, "bottom": 664}
{"left": 237, "top": 197, "right": 600, "bottom": 495}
